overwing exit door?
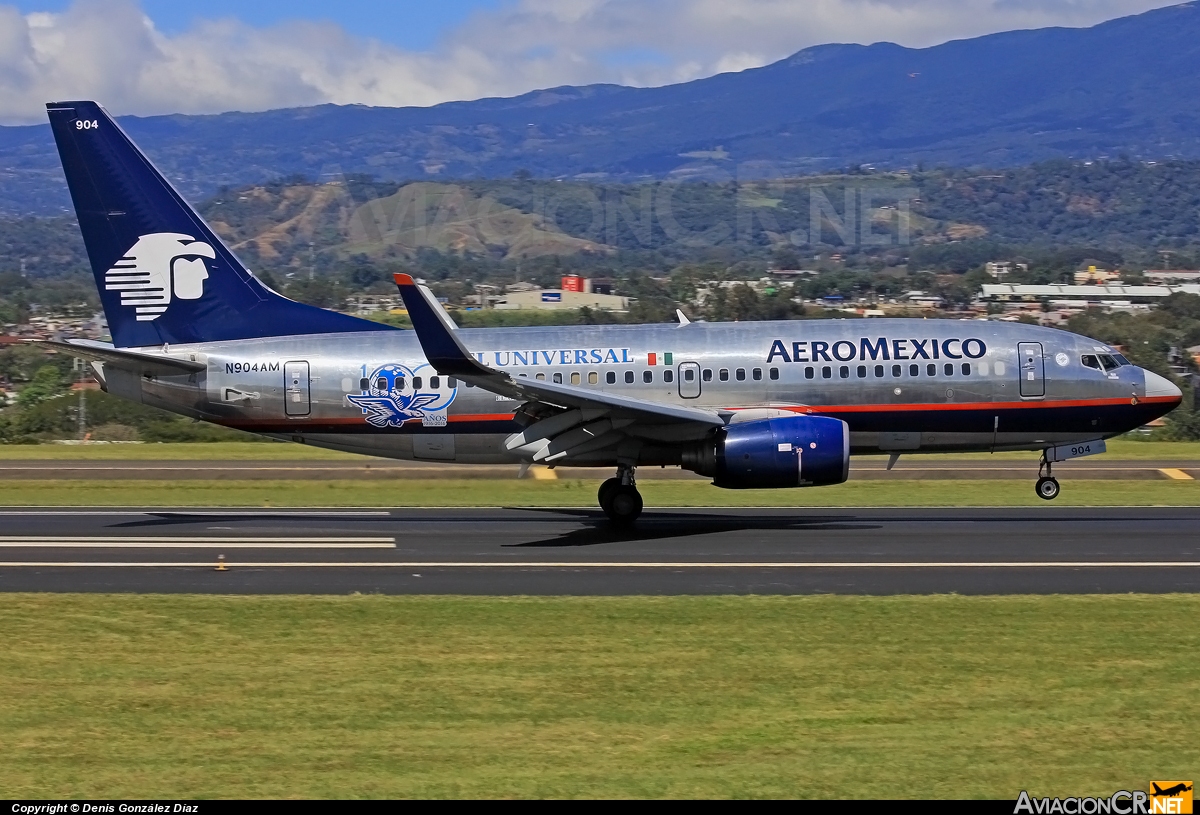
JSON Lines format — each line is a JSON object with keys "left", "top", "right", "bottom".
{"left": 284, "top": 360, "right": 311, "bottom": 416}
{"left": 1018, "top": 342, "right": 1045, "bottom": 398}
{"left": 678, "top": 361, "right": 701, "bottom": 398}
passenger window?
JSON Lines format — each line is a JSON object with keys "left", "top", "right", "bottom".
{"left": 892, "top": 364, "right": 901, "bottom": 377}
{"left": 805, "top": 367, "right": 815, "bottom": 380}
{"left": 702, "top": 369, "right": 713, "bottom": 382}
{"left": 684, "top": 368, "right": 694, "bottom": 382}
{"left": 589, "top": 372, "right": 599, "bottom": 385}
{"left": 822, "top": 366, "right": 832, "bottom": 379}
{"left": 995, "top": 361, "right": 1006, "bottom": 376}
{"left": 926, "top": 364, "right": 936, "bottom": 377}
{"left": 664, "top": 369, "right": 674, "bottom": 383}
{"left": 839, "top": 366, "right": 850, "bottom": 379}
{"left": 1081, "top": 355, "right": 1101, "bottom": 370}
{"left": 752, "top": 368, "right": 762, "bottom": 381}
{"left": 874, "top": 365, "right": 883, "bottom": 378}
{"left": 769, "top": 368, "right": 779, "bottom": 380}
{"left": 908, "top": 364, "right": 918, "bottom": 377}
{"left": 735, "top": 368, "right": 746, "bottom": 381}
{"left": 376, "top": 377, "right": 387, "bottom": 390}
{"left": 719, "top": 368, "right": 729, "bottom": 381}
{"left": 624, "top": 371, "right": 634, "bottom": 384}
{"left": 359, "top": 377, "right": 370, "bottom": 390}
{"left": 606, "top": 371, "right": 616, "bottom": 384}
{"left": 413, "top": 376, "right": 422, "bottom": 389}
{"left": 553, "top": 372, "right": 562, "bottom": 384}
{"left": 431, "top": 376, "right": 440, "bottom": 388}
{"left": 535, "top": 373, "right": 545, "bottom": 381}
{"left": 448, "top": 377, "right": 457, "bottom": 388}
{"left": 518, "top": 373, "right": 527, "bottom": 378}
{"left": 961, "top": 363, "right": 971, "bottom": 376}
{"left": 643, "top": 370, "right": 653, "bottom": 383}
{"left": 944, "top": 363, "right": 953, "bottom": 376}
{"left": 857, "top": 365, "right": 867, "bottom": 378}
{"left": 571, "top": 372, "right": 581, "bottom": 385}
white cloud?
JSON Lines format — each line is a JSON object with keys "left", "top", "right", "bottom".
{"left": 0, "top": 0, "right": 1179, "bottom": 123}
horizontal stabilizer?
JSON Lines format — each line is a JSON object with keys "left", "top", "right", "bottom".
{"left": 40, "top": 338, "right": 206, "bottom": 377}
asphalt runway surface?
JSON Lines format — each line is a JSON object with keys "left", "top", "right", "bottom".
{"left": 0, "top": 506, "right": 1197, "bottom": 595}
{"left": 0, "top": 458, "right": 1195, "bottom": 480}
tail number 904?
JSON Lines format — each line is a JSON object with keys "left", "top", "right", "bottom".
{"left": 76, "top": 119, "right": 99, "bottom": 130}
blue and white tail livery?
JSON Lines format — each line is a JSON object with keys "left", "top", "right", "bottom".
{"left": 46, "top": 101, "right": 393, "bottom": 348}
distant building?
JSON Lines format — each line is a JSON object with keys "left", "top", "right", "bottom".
{"left": 985, "top": 261, "right": 1027, "bottom": 279}
{"left": 494, "top": 289, "right": 631, "bottom": 312}
{"left": 1074, "top": 265, "right": 1121, "bottom": 285}
{"left": 1144, "top": 270, "right": 1200, "bottom": 283}
{"left": 981, "top": 283, "right": 1200, "bottom": 308}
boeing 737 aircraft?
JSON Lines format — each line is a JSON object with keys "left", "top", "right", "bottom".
{"left": 43, "top": 101, "right": 1183, "bottom": 523}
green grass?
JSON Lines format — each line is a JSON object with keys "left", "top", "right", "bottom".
{"left": 0, "top": 478, "right": 1195, "bottom": 507}
{"left": 0, "top": 594, "right": 1196, "bottom": 798}
{"left": 0, "top": 439, "right": 1197, "bottom": 461}
{"left": 0, "top": 441, "right": 366, "bottom": 460}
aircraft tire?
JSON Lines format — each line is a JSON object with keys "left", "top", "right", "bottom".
{"left": 605, "top": 485, "right": 643, "bottom": 525}
{"left": 598, "top": 478, "right": 621, "bottom": 513}
{"left": 1035, "top": 477, "right": 1060, "bottom": 501}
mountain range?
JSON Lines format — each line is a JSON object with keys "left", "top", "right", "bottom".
{"left": 3, "top": 2, "right": 1200, "bottom": 216}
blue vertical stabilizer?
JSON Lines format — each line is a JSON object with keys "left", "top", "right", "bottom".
{"left": 46, "top": 101, "right": 395, "bottom": 347}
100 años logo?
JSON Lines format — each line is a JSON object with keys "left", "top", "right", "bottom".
{"left": 767, "top": 336, "right": 988, "bottom": 363}
{"left": 347, "top": 363, "right": 457, "bottom": 428}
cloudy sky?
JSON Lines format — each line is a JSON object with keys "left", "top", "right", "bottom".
{"left": 0, "top": 0, "right": 1179, "bottom": 124}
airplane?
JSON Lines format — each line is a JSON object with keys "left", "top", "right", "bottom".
{"left": 1152, "top": 783, "right": 1193, "bottom": 798}
{"left": 42, "top": 100, "right": 1184, "bottom": 524}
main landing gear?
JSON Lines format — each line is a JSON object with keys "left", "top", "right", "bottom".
{"left": 599, "top": 466, "right": 643, "bottom": 525}
{"left": 1036, "top": 451, "right": 1060, "bottom": 501}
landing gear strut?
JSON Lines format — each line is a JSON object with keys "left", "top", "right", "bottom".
{"left": 1036, "top": 451, "right": 1060, "bottom": 501}
{"left": 599, "top": 466, "right": 642, "bottom": 525}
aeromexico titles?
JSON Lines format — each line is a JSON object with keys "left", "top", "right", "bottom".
{"left": 42, "top": 100, "right": 1182, "bottom": 523}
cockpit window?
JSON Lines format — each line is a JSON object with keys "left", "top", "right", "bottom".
{"left": 1112, "top": 354, "right": 1130, "bottom": 366}
{"left": 1098, "top": 354, "right": 1119, "bottom": 371}
{"left": 1081, "top": 355, "right": 1101, "bottom": 370}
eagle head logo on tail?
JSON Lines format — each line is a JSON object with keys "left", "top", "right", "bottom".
{"left": 104, "top": 233, "right": 217, "bottom": 321}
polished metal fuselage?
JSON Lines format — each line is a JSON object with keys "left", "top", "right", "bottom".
{"left": 116, "top": 318, "right": 1175, "bottom": 465}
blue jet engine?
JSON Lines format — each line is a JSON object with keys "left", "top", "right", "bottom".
{"left": 682, "top": 415, "right": 850, "bottom": 489}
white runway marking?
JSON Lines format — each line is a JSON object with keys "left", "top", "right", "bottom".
{"left": 0, "top": 510, "right": 392, "bottom": 516}
{"left": 1, "top": 561, "right": 1197, "bottom": 568}
{"left": 0, "top": 537, "right": 396, "bottom": 548}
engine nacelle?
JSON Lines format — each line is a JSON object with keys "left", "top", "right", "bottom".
{"left": 682, "top": 415, "right": 850, "bottom": 489}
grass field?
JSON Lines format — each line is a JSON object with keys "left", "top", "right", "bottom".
{"left": 0, "top": 439, "right": 1198, "bottom": 461}
{"left": 0, "top": 478, "right": 1195, "bottom": 506}
{"left": 1, "top": 594, "right": 1196, "bottom": 798}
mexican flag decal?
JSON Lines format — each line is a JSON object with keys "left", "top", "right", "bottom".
{"left": 647, "top": 352, "right": 673, "bottom": 366}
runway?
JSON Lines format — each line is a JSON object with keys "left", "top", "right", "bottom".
{"left": 0, "top": 506, "right": 1197, "bottom": 594}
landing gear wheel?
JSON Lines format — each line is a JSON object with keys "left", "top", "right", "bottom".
{"left": 1036, "top": 477, "right": 1060, "bottom": 501}
{"left": 604, "top": 485, "right": 643, "bottom": 525}
{"left": 598, "top": 478, "right": 621, "bottom": 513}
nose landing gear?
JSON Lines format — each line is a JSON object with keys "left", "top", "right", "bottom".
{"left": 1036, "top": 451, "right": 1060, "bottom": 500}
{"left": 599, "top": 465, "right": 642, "bottom": 525}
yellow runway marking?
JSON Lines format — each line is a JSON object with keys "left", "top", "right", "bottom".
{"left": 1159, "top": 468, "right": 1194, "bottom": 480}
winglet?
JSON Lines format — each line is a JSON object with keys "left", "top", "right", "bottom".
{"left": 394, "top": 273, "right": 488, "bottom": 376}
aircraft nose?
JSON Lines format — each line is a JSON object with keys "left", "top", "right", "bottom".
{"left": 1143, "top": 369, "right": 1183, "bottom": 400}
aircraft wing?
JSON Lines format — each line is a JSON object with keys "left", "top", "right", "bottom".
{"left": 40, "top": 338, "right": 206, "bottom": 377}
{"left": 393, "top": 274, "right": 724, "bottom": 460}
